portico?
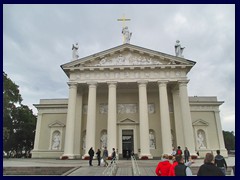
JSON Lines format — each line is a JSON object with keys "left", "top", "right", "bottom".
{"left": 32, "top": 43, "right": 227, "bottom": 159}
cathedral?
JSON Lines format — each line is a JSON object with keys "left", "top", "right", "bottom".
{"left": 32, "top": 27, "right": 227, "bottom": 159}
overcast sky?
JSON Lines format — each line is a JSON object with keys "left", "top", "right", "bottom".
{"left": 3, "top": 4, "right": 235, "bottom": 133}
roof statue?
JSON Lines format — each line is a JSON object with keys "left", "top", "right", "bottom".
{"left": 175, "top": 40, "right": 185, "bottom": 58}
{"left": 72, "top": 42, "right": 79, "bottom": 60}
{"left": 117, "top": 15, "right": 132, "bottom": 44}
{"left": 122, "top": 26, "right": 132, "bottom": 44}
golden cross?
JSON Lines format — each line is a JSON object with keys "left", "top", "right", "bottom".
{"left": 117, "top": 14, "right": 131, "bottom": 28}
{"left": 117, "top": 15, "right": 131, "bottom": 43}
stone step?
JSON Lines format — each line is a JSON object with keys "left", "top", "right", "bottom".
{"left": 3, "top": 167, "right": 75, "bottom": 176}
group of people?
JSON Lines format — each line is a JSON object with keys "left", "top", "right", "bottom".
{"left": 155, "top": 153, "right": 193, "bottom": 176}
{"left": 88, "top": 147, "right": 116, "bottom": 167}
{"left": 171, "top": 146, "right": 191, "bottom": 163}
{"left": 156, "top": 147, "right": 228, "bottom": 176}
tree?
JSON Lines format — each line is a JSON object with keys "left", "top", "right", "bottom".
{"left": 3, "top": 72, "right": 36, "bottom": 157}
{"left": 222, "top": 130, "right": 235, "bottom": 151}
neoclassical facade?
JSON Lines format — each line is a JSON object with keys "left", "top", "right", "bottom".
{"left": 32, "top": 43, "right": 227, "bottom": 159}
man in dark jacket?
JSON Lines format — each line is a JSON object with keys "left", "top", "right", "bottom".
{"left": 174, "top": 155, "right": 192, "bottom": 176}
{"left": 197, "top": 153, "right": 224, "bottom": 176}
{"left": 184, "top": 147, "right": 190, "bottom": 163}
{"left": 96, "top": 149, "right": 101, "bottom": 166}
{"left": 111, "top": 148, "right": 116, "bottom": 164}
{"left": 88, "top": 147, "right": 94, "bottom": 166}
{"left": 214, "top": 150, "right": 227, "bottom": 175}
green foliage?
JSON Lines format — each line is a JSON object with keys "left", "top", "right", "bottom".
{"left": 222, "top": 130, "right": 235, "bottom": 150}
{"left": 3, "top": 72, "right": 36, "bottom": 157}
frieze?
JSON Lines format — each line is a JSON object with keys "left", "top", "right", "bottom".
{"left": 83, "top": 103, "right": 157, "bottom": 114}
{"left": 72, "top": 69, "right": 185, "bottom": 81}
{"left": 190, "top": 105, "right": 218, "bottom": 111}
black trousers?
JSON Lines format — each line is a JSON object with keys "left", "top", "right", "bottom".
{"left": 89, "top": 156, "right": 93, "bottom": 166}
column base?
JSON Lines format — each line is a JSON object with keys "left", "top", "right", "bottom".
{"left": 82, "top": 154, "right": 97, "bottom": 160}
{"left": 60, "top": 154, "right": 76, "bottom": 160}
{"left": 139, "top": 154, "right": 153, "bottom": 159}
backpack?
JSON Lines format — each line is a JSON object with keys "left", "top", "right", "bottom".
{"left": 177, "top": 149, "right": 182, "bottom": 155}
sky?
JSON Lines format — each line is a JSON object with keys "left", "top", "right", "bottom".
{"left": 3, "top": 4, "right": 235, "bottom": 133}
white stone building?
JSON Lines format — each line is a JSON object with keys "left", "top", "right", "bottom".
{"left": 32, "top": 43, "right": 227, "bottom": 159}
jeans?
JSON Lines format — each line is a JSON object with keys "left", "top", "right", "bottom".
{"left": 219, "top": 167, "right": 226, "bottom": 175}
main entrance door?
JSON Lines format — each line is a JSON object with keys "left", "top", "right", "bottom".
{"left": 122, "top": 130, "right": 134, "bottom": 158}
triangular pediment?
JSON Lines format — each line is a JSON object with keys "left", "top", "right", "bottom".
{"left": 117, "top": 118, "right": 138, "bottom": 125}
{"left": 61, "top": 44, "right": 195, "bottom": 70}
{"left": 192, "top": 119, "right": 209, "bottom": 126}
{"left": 48, "top": 121, "right": 65, "bottom": 128}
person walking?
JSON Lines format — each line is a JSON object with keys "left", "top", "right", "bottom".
{"left": 214, "top": 150, "right": 227, "bottom": 175}
{"left": 88, "top": 147, "right": 94, "bottom": 166}
{"left": 174, "top": 155, "right": 193, "bottom": 176}
{"left": 176, "top": 146, "right": 182, "bottom": 156}
{"left": 96, "top": 149, "right": 101, "bottom": 166}
{"left": 102, "top": 147, "right": 109, "bottom": 167}
{"left": 111, "top": 148, "right": 116, "bottom": 164}
{"left": 197, "top": 153, "right": 224, "bottom": 176}
{"left": 184, "top": 147, "right": 190, "bottom": 163}
{"left": 155, "top": 154, "right": 172, "bottom": 176}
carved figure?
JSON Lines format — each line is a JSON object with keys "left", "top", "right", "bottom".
{"left": 175, "top": 40, "right": 185, "bottom": 57}
{"left": 52, "top": 132, "right": 60, "bottom": 150}
{"left": 197, "top": 131, "right": 206, "bottom": 148}
{"left": 149, "top": 131, "right": 156, "bottom": 149}
{"left": 101, "top": 132, "right": 108, "bottom": 149}
{"left": 72, "top": 42, "right": 79, "bottom": 60}
{"left": 122, "top": 26, "right": 132, "bottom": 43}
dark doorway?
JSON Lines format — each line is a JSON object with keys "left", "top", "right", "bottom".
{"left": 122, "top": 130, "right": 133, "bottom": 159}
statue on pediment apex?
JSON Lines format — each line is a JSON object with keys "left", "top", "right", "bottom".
{"left": 122, "top": 26, "right": 132, "bottom": 44}
{"left": 175, "top": 40, "right": 185, "bottom": 58}
{"left": 72, "top": 42, "right": 79, "bottom": 60}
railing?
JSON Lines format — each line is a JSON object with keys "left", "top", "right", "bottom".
{"left": 131, "top": 155, "right": 141, "bottom": 176}
{"left": 102, "top": 156, "right": 118, "bottom": 176}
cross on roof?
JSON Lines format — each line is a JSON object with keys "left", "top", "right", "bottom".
{"left": 117, "top": 14, "right": 131, "bottom": 28}
{"left": 117, "top": 15, "right": 131, "bottom": 43}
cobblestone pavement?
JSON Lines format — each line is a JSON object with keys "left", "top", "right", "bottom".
{"left": 3, "top": 156, "right": 235, "bottom": 176}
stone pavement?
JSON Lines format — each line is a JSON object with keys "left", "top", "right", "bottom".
{"left": 3, "top": 156, "right": 235, "bottom": 176}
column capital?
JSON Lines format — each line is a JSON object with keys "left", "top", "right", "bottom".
{"left": 87, "top": 81, "right": 97, "bottom": 88}
{"left": 67, "top": 82, "right": 78, "bottom": 88}
{"left": 107, "top": 81, "right": 118, "bottom": 86}
{"left": 137, "top": 80, "right": 148, "bottom": 86}
{"left": 157, "top": 80, "right": 169, "bottom": 86}
{"left": 178, "top": 80, "right": 190, "bottom": 86}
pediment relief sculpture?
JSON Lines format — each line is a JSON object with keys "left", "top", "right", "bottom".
{"left": 192, "top": 119, "right": 209, "bottom": 126}
{"left": 118, "top": 118, "right": 137, "bottom": 124}
{"left": 73, "top": 53, "right": 186, "bottom": 68}
{"left": 48, "top": 121, "right": 65, "bottom": 128}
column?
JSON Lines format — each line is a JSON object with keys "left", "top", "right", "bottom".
{"left": 138, "top": 80, "right": 151, "bottom": 158}
{"left": 73, "top": 86, "right": 83, "bottom": 158}
{"left": 84, "top": 82, "right": 97, "bottom": 157}
{"left": 158, "top": 81, "right": 173, "bottom": 155}
{"left": 107, "top": 81, "right": 117, "bottom": 154}
{"left": 63, "top": 82, "right": 78, "bottom": 159}
{"left": 172, "top": 88, "right": 185, "bottom": 148}
{"left": 178, "top": 80, "right": 196, "bottom": 155}
{"left": 33, "top": 113, "right": 42, "bottom": 151}
{"left": 214, "top": 111, "right": 226, "bottom": 150}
